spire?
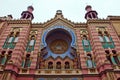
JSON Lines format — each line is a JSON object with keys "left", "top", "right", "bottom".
{"left": 85, "top": 5, "right": 98, "bottom": 20}
{"left": 20, "top": 5, "right": 34, "bottom": 20}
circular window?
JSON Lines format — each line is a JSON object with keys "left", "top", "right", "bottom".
{"left": 49, "top": 39, "right": 68, "bottom": 54}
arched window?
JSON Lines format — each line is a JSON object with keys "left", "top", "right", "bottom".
{"left": 104, "top": 36, "right": 110, "bottom": 42}
{"left": 97, "top": 29, "right": 115, "bottom": 49}
{"left": 104, "top": 31, "right": 110, "bottom": 42}
{"left": 14, "top": 32, "right": 19, "bottom": 43}
{"left": 3, "top": 31, "right": 20, "bottom": 49}
{"left": 0, "top": 51, "right": 7, "bottom": 65}
{"left": 65, "top": 62, "right": 70, "bottom": 69}
{"left": 8, "top": 32, "right": 14, "bottom": 43}
{"left": 82, "top": 35, "right": 89, "bottom": 46}
{"left": 82, "top": 34, "right": 91, "bottom": 52}
{"left": 105, "top": 50, "right": 112, "bottom": 64}
{"left": 48, "top": 62, "right": 53, "bottom": 69}
{"left": 0, "top": 51, "right": 12, "bottom": 65}
{"left": 112, "top": 50, "right": 120, "bottom": 65}
{"left": 29, "top": 35, "right": 35, "bottom": 46}
{"left": 26, "top": 35, "right": 36, "bottom": 52}
{"left": 86, "top": 54, "right": 96, "bottom": 68}
{"left": 23, "top": 54, "right": 31, "bottom": 68}
{"left": 105, "top": 50, "right": 117, "bottom": 65}
{"left": 24, "top": 54, "right": 31, "bottom": 68}
{"left": 3, "top": 32, "right": 14, "bottom": 49}
{"left": 98, "top": 31, "right": 104, "bottom": 42}
{"left": 7, "top": 51, "right": 12, "bottom": 63}
{"left": 86, "top": 54, "right": 92, "bottom": 68}
{"left": 56, "top": 62, "right": 61, "bottom": 69}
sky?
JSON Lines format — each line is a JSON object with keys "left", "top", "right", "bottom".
{"left": 0, "top": 0, "right": 120, "bottom": 23}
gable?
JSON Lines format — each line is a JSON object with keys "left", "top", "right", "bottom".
{"left": 43, "top": 17, "right": 75, "bottom": 29}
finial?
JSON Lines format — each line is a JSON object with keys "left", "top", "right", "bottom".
{"left": 56, "top": 10, "right": 62, "bottom": 14}
{"left": 85, "top": 5, "right": 92, "bottom": 12}
{"left": 27, "top": 5, "right": 34, "bottom": 11}
{"left": 55, "top": 10, "right": 63, "bottom": 18}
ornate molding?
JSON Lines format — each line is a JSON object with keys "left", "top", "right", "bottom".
{"left": 7, "top": 19, "right": 31, "bottom": 24}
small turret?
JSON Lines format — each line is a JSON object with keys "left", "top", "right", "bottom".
{"left": 85, "top": 5, "right": 98, "bottom": 20}
{"left": 20, "top": 6, "right": 34, "bottom": 20}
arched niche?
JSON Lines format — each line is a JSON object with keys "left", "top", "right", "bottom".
{"left": 41, "top": 26, "right": 76, "bottom": 59}
{"left": 41, "top": 26, "right": 76, "bottom": 48}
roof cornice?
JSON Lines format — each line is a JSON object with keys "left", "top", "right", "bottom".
{"left": 7, "top": 19, "right": 31, "bottom": 24}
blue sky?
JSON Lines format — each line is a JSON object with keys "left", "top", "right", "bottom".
{"left": 0, "top": 0, "right": 120, "bottom": 22}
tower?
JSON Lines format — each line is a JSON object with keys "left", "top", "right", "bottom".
{"left": 20, "top": 6, "right": 34, "bottom": 20}
{"left": 85, "top": 5, "right": 98, "bottom": 20}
